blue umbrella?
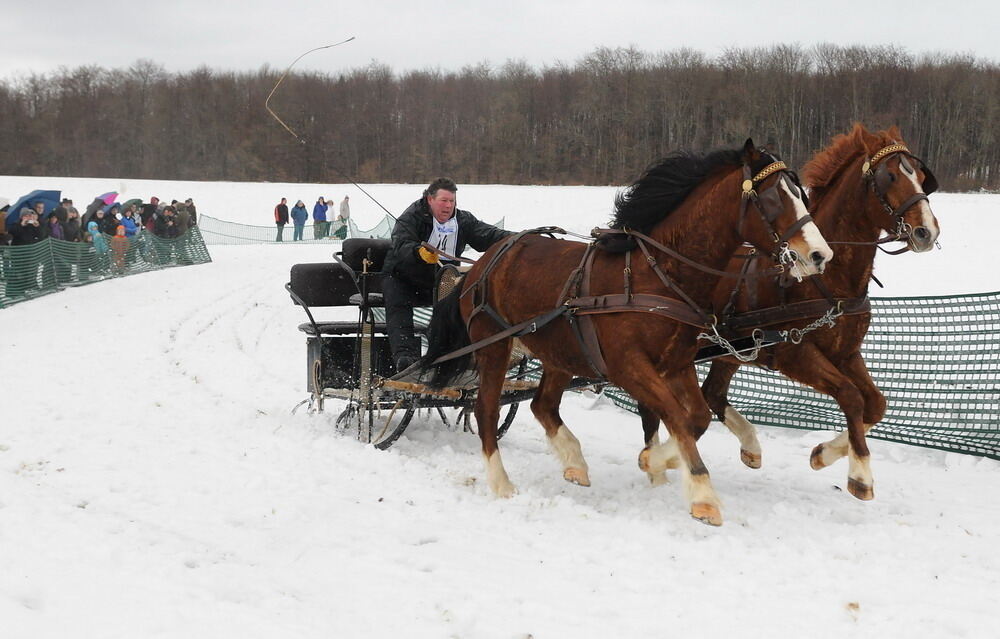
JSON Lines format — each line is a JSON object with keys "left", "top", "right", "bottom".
{"left": 5, "top": 189, "right": 61, "bottom": 226}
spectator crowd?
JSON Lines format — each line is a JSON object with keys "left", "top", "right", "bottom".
{"left": 0, "top": 196, "right": 199, "bottom": 247}
{"left": 274, "top": 195, "right": 350, "bottom": 241}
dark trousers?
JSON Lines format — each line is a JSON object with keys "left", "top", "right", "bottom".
{"left": 275, "top": 223, "right": 285, "bottom": 242}
{"left": 383, "top": 274, "right": 433, "bottom": 360}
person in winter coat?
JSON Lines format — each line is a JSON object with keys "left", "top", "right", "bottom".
{"left": 6, "top": 209, "right": 44, "bottom": 296}
{"left": 81, "top": 197, "right": 105, "bottom": 232}
{"left": 382, "top": 178, "right": 514, "bottom": 371}
{"left": 274, "top": 198, "right": 289, "bottom": 242}
{"left": 290, "top": 200, "right": 309, "bottom": 241}
{"left": 111, "top": 225, "right": 129, "bottom": 274}
{"left": 175, "top": 203, "right": 191, "bottom": 235}
{"left": 333, "top": 195, "right": 350, "bottom": 239}
{"left": 64, "top": 207, "right": 82, "bottom": 241}
{"left": 141, "top": 197, "right": 159, "bottom": 229}
{"left": 86, "top": 219, "right": 110, "bottom": 273}
{"left": 9, "top": 209, "right": 43, "bottom": 245}
{"left": 154, "top": 206, "right": 179, "bottom": 239}
{"left": 120, "top": 208, "right": 139, "bottom": 237}
{"left": 312, "top": 197, "right": 328, "bottom": 239}
{"left": 184, "top": 198, "right": 197, "bottom": 226}
{"left": 46, "top": 213, "right": 65, "bottom": 240}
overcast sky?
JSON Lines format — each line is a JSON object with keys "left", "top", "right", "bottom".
{"left": 3, "top": 0, "right": 997, "bottom": 78}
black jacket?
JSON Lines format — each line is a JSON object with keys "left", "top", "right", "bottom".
{"left": 9, "top": 220, "right": 43, "bottom": 245}
{"left": 383, "top": 199, "right": 512, "bottom": 289}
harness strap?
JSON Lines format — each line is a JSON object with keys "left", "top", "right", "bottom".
{"left": 570, "top": 293, "right": 709, "bottom": 327}
{"left": 722, "top": 296, "right": 870, "bottom": 332}
{"left": 633, "top": 237, "right": 714, "bottom": 326}
{"left": 431, "top": 304, "right": 571, "bottom": 365}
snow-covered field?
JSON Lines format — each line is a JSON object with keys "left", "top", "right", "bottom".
{"left": 1, "top": 176, "right": 999, "bottom": 638}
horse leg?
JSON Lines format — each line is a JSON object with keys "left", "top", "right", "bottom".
{"left": 473, "top": 339, "right": 517, "bottom": 498}
{"left": 530, "top": 368, "right": 590, "bottom": 487}
{"left": 702, "top": 359, "right": 762, "bottom": 469}
{"left": 633, "top": 367, "right": 723, "bottom": 526}
{"left": 637, "top": 403, "right": 672, "bottom": 485}
{"left": 809, "top": 353, "right": 884, "bottom": 500}
{"left": 775, "top": 344, "right": 874, "bottom": 501}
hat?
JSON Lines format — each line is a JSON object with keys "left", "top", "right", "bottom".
{"left": 150, "top": 196, "right": 159, "bottom": 204}
{"left": 116, "top": 225, "right": 126, "bottom": 235}
{"left": 19, "top": 207, "right": 33, "bottom": 218}
{"left": 61, "top": 198, "right": 72, "bottom": 204}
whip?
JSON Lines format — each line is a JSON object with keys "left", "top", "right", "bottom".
{"left": 265, "top": 37, "right": 398, "bottom": 220}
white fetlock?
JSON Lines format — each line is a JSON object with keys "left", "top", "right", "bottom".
{"left": 484, "top": 450, "right": 517, "bottom": 498}
{"left": 549, "top": 425, "right": 590, "bottom": 485}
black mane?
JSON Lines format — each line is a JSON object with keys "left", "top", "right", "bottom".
{"left": 611, "top": 148, "right": 746, "bottom": 234}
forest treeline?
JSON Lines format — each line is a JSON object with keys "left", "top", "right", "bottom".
{"left": 2, "top": 44, "right": 998, "bottom": 189}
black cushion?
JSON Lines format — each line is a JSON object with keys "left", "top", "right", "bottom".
{"left": 289, "top": 263, "right": 359, "bottom": 307}
{"left": 298, "top": 321, "right": 390, "bottom": 336}
{"left": 342, "top": 238, "right": 392, "bottom": 272}
{"left": 349, "top": 292, "right": 385, "bottom": 307}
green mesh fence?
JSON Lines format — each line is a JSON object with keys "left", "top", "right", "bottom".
{"left": 400, "top": 292, "right": 1000, "bottom": 459}
{"left": 0, "top": 228, "right": 212, "bottom": 308}
{"left": 199, "top": 214, "right": 505, "bottom": 244}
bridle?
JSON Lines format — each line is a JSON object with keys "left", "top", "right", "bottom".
{"left": 862, "top": 142, "right": 938, "bottom": 247}
{"left": 738, "top": 157, "right": 814, "bottom": 271}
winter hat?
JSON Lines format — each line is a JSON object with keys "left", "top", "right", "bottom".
{"left": 116, "top": 225, "right": 126, "bottom": 236}
{"left": 20, "top": 207, "right": 32, "bottom": 218}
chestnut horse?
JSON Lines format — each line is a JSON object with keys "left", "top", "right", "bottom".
{"left": 639, "top": 124, "right": 940, "bottom": 501}
{"left": 422, "top": 140, "right": 833, "bottom": 526}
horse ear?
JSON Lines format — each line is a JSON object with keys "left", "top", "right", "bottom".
{"left": 742, "top": 138, "right": 757, "bottom": 161}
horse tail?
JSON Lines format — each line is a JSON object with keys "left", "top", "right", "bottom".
{"left": 419, "top": 287, "right": 472, "bottom": 389}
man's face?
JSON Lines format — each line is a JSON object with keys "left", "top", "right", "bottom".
{"left": 427, "top": 189, "right": 456, "bottom": 223}
{"left": 34, "top": 203, "right": 44, "bottom": 214}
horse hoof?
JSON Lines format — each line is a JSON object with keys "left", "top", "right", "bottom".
{"left": 638, "top": 448, "right": 652, "bottom": 472}
{"left": 647, "top": 471, "right": 669, "bottom": 486}
{"left": 741, "top": 449, "right": 762, "bottom": 469}
{"left": 564, "top": 467, "right": 591, "bottom": 487}
{"left": 847, "top": 478, "right": 874, "bottom": 501}
{"left": 491, "top": 481, "right": 518, "bottom": 499}
{"left": 810, "top": 444, "right": 830, "bottom": 470}
{"left": 690, "top": 503, "right": 723, "bottom": 527}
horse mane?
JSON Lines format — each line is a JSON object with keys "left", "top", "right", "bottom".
{"left": 802, "top": 123, "right": 901, "bottom": 193}
{"left": 611, "top": 148, "right": 744, "bottom": 234}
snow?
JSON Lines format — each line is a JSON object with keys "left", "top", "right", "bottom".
{"left": 1, "top": 176, "right": 999, "bottom": 638}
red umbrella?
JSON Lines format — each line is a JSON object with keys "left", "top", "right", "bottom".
{"left": 97, "top": 191, "right": 118, "bottom": 205}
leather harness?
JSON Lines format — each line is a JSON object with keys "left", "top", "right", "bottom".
{"left": 432, "top": 159, "right": 815, "bottom": 376}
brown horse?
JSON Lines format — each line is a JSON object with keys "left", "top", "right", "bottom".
{"left": 639, "top": 124, "right": 940, "bottom": 501}
{"left": 422, "top": 140, "right": 833, "bottom": 526}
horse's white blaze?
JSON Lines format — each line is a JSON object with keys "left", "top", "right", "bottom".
{"left": 781, "top": 180, "right": 832, "bottom": 277}
{"left": 903, "top": 168, "right": 940, "bottom": 243}
{"left": 483, "top": 450, "right": 516, "bottom": 498}
{"left": 549, "top": 424, "right": 588, "bottom": 474}
{"left": 723, "top": 406, "right": 761, "bottom": 456}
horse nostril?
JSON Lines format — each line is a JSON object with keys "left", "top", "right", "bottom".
{"left": 913, "top": 226, "right": 931, "bottom": 242}
{"left": 810, "top": 251, "right": 826, "bottom": 267}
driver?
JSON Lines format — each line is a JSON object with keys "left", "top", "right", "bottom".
{"left": 382, "top": 178, "right": 513, "bottom": 372}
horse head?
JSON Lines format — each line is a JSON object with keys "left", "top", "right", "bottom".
{"left": 738, "top": 139, "right": 833, "bottom": 280}
{"left": 856, "top": 125, "right": 940, "bottom": 252}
